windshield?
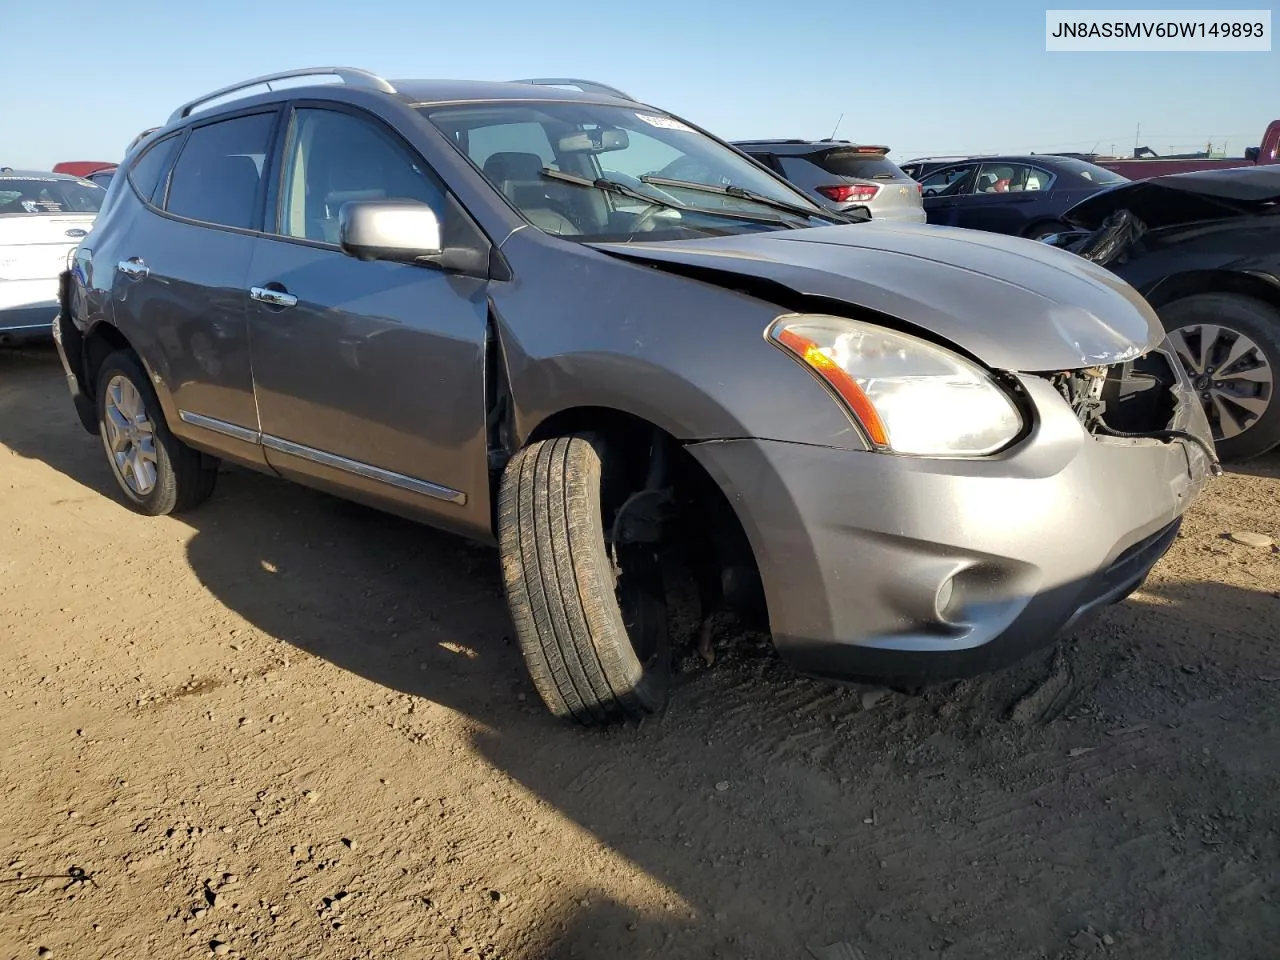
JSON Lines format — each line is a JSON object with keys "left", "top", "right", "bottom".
{"left": 0, "top": 177, "right": 104, "bottom": 215}
{"left": 811, "top": 150, "right": 909, "bottom": 181}
{"left": 421, "top": 101, "right": 839, "bottom": 241}
{"left": 1053, "top": 158, "right": 1129, "bottom": 184}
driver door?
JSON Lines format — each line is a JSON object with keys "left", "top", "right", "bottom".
{"left": 920, "top": 163, "right": 978, "bottom": 227}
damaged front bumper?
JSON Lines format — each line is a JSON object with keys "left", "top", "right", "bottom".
{"left": 687, "top": 358, "right": 1214, "bottom": 686}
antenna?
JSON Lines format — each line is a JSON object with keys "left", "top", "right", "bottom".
{"left": 828, "top": 112, "right": 844, "bottom": 141}
{"left": 1133, "top": 122, "right": 1140, "bottom": 157}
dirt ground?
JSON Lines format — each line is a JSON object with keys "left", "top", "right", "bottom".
{"left": 2, "top": 344, "right": 1277, "bottom": 960}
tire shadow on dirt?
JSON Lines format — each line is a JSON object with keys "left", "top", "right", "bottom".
{"left": 4, "top": 349, "right": 1279, "bottom": 959}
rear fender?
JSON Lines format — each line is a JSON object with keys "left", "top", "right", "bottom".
{"left": 53, "top": 270, "right": 98, "bottom": 434}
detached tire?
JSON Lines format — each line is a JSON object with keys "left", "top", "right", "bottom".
{"left": 95, "top": 350, "right": 217, "bottom": 515}
{"left": 498, "top": 433, "right": 669, "bottom": 725}
{"left": 1160, "top": 293, "right": 1280, "bottom": 462}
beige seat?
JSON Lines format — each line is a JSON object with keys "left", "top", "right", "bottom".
{"left": 482, "top": 151, "right": 580, "bottom": 235}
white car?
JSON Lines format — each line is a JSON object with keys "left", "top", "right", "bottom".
{"left": 0, "top": 170, "right": 105, "bottom": 343}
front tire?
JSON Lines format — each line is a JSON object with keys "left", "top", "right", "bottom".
{"left": 95, "top": 350, "right": 217, "bottom": 515}
{"left": 498, "top": 433, "right": 669, "bottom": 725}
{"left": 1160, "top": 293, "right": 1280, "bottom": 462}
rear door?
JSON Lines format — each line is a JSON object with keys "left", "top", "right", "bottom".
{"left": 245, "top": 102, "right": 492, "bottom": 539}
{"left": 110, "top": 109, "right": 279, "bottom": 466}
{"left": 952, "top": 162, "right": 1054, "bottom": 234}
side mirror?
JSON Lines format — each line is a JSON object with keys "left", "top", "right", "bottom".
{"left": 338, "top": 200, "right": 443, "bottom": 264}
{"left": 1245, "top": 146, "right": 1260, "bottom": 162}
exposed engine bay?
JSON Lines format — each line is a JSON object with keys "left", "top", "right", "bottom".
{"left": 1049, "top": 352, "right": 1176, "bottom": 432}
{"left": 1044, "top": 351, "right": 1221, "bottom": 471}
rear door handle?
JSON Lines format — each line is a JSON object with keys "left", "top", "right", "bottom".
{"left": 117, "top": 258, "right": 149, "bottom": 280}
{"left": 249, "top": 286, "right": 298, "bottom": 309}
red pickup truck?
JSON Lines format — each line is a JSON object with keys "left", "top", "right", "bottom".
{"left": 1090, "top": 120, "right": 1279, "bottom": 178}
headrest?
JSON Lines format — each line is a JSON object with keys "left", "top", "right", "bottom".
{"left": 483, "top": 152, "right": 546, "bottom": 183}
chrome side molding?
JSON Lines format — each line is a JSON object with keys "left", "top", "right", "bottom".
{"left": 261, "top": 434, "right": 467, "bottom": 505}
{"left": 178, "top": 410, "right": 260, "bottom": 444}
{"left": 178, "top": 408, "right": 467, "bottom": 506}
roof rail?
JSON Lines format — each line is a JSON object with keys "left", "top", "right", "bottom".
{"left": 168, "top": 67, "right": 396, "bottom": 124}
{"left": 511, "top": 78, "right": 636, "bottom": 102}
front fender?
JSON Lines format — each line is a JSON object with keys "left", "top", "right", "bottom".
{"left": 490, "top": 233, "right": 865, "bottom": 449}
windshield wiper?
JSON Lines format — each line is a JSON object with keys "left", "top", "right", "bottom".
{"left": 639, "top": 175, "right": 846, "bottom": 223}
{"left": 538, "top": 168, "right": 803, "bottom": 229}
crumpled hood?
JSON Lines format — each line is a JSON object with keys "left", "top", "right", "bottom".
{"left": 1064, "top": 166, "right": 1280, "bottom": 230}
{"left": 591, "top": 220, "right": 1164, "bottom": 371}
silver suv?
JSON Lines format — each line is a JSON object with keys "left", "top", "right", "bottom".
{"left": 55, "top": 68, "right": 1215, "bottom": 725}
{"left": 734, "top": 140, "right": 926, "bottom": 222}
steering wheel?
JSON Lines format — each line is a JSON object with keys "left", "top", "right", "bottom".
{"left": 628, "top": 202, "right": 679, "bottom": 236}
{"left": 607, "top": 171, "right": 684, "bottom": 238}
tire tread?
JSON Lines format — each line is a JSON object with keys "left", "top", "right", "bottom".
{"left": 498, "top": 433, "right": 664, "bottom": 724}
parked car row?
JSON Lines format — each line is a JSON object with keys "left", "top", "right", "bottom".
{"left": 51, "top": 68, "right": 1217, "bottom": 726}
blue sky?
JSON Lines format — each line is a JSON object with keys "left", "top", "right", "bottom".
{"left": 3, "top": 0, "right": 1273, "bottom": 169}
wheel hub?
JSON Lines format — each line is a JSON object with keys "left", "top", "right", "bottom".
{"left": 1168, "top": 323, "right": 1274, "bottom": 442}
{"left": 102, "top": 374, "right": 159, "bottom": 496}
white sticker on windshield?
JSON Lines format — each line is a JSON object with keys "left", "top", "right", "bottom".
{"left": 634, "top": 113, "right": 693, "bottom": 132}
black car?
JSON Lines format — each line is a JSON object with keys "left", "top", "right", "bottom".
{"left": 916, "top": 154, "right": 1128, "bottom": 239}
{"left": 1045, "top": 167, "right": 1280, "bottom": 461}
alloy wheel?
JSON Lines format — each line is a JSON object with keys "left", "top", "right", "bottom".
{"left": 102, "top": 375, "right": 159, "bottom": 496}
{"left": 1168, "top": 323, "right": 1274, "bottom": 441}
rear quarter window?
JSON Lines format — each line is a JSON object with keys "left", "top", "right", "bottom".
{"left": 127, "top": 135, "right": 181, "bottom": 205}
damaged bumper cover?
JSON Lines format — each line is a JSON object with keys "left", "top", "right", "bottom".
{"left": 688, "top": 363, "right": 1214, "bottom": 685}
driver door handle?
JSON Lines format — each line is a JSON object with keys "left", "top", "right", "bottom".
{"left": 249, "top": 286, "right": 298, "bottom": 309}
{"left": 117, "top": 257, "right": 149, "bottom": 280}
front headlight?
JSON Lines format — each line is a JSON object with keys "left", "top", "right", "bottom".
{"left": 767, "top": 314, "right": 1023, "bottom": 457}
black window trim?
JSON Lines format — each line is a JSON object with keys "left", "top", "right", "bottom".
{"left": 154, "top": 105, "right": 286, "bottom": 236}
{"left": 126, "top": 131, "right": 182, "bottom": 208}
{"left": 260, "top": 98, "right": 493, "bottom": 258}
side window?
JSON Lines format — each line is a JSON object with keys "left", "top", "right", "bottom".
{"left": 465, "top": 122, "right": 556, "bottom": 171}
{"left": 126, "top": 134, "right": 180, "bottom": 205}
{"left": 1022, "top": 166, "right": 1054, "bottom": 191}
{"left": 278, "top": 108, "right": 447, "bottom": 244}
{"left": 165, "top": 112, "right": 275, "bottom": 230}
{"left": 976, "top": 163, "right": 1053, "bottom": 194}
{"left": 920, "top": 164, "right": 974, "bottom": 196}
